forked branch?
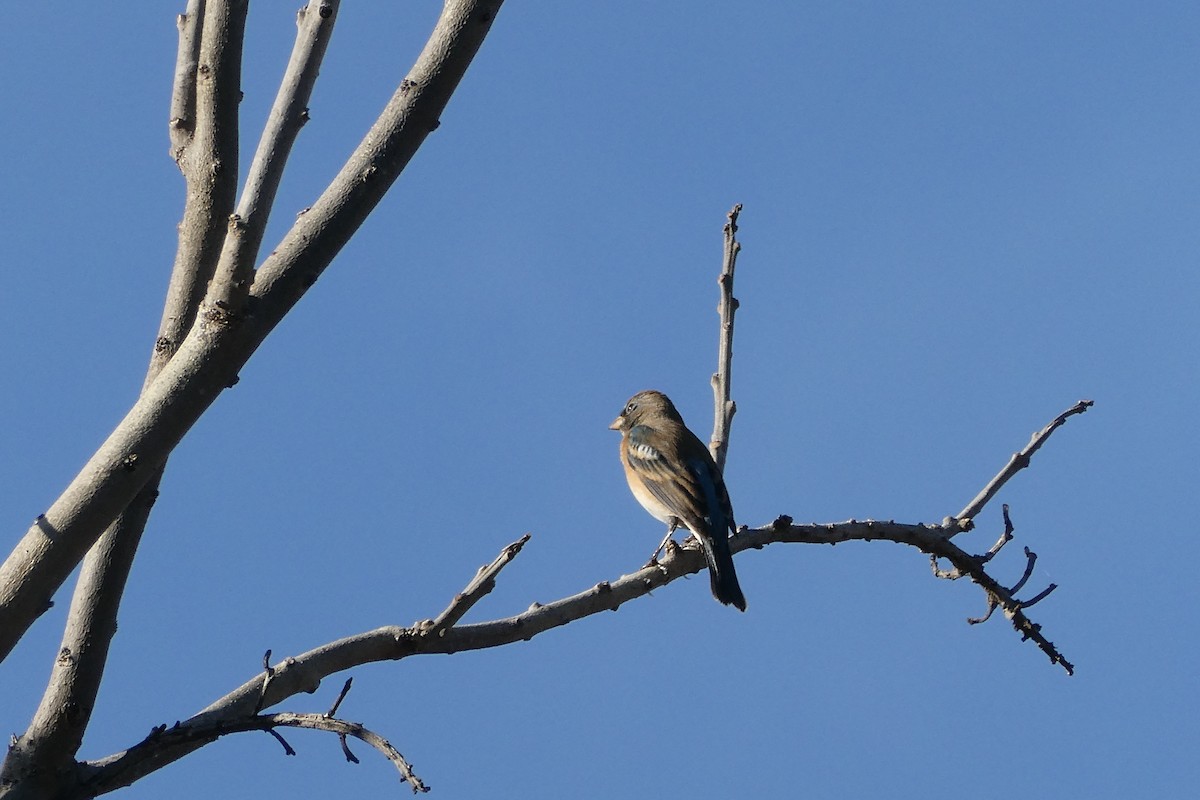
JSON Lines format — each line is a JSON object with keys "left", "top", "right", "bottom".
{"left": 76, "top": 203, "right": 1088, "bottom": 791}
{"left": 0, "top": 0, "right": 506, "bottom": 666}
{"left": 86, "top": 680, "right": 427, "bottom": 796}
{"left": 78, "top": 535, "right": 532, "bottom": 794}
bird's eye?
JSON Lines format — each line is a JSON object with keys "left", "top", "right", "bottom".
{"left": 625, "top": 402, "right": 637, "bottom": 415}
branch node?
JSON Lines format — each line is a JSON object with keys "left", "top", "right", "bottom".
{"left": 254, "top": 650, "right": 275, "bottom": 714}
{"left": 967, "top": 592, "right": 1000, "bottom": 625}
{"left": 931, "top": 554, "right": 965, "bottom": 581}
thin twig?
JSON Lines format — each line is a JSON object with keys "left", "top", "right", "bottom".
{"left": 927, "top": 504, "right": 1070, "bottom": 670}
{"left": 268, "top": 712, "right": 432, "bottom": 793}
{"left": 339, "top": 734, "right": 359, "bottom": 764}
{"left": 426, "top": 535, "right": 530, "bottom": 634}
{"left": 88, "top": 710, "right": 428, "bottom": 795}
{"left": 1010, "top": 547, "right": 1038, "bottom": 596}
{"left": 206, "top": 0, "right": 341, "bottom": 314}
{"left": 709, "top": 203, "right": 742, "bottom": 472}
{"left": 326, "top": 678, "right": 353, "bottom": 718}
{"left": 955, "top": 399, "right": 1093, "bottom": 527}
{"left": 1019, "top": 583, "right": 1058, "bottom": 609}
{"left": 979, "top": 504, "right": 1015, "bottom": 565}
{"left": 266, "top": 728, "right": 296, "bottom": 756}
{"left": 907, "top": 529, "right": 1074, "bottom": 674}
{"left": 169, "top": 0, "right": 204, "bottom": 158}
{"left": 967, "top": 595, "right": 1000, "bottom": 625}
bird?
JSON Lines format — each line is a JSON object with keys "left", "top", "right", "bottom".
{"left": 609, "top": 389, "right": 746, "bottom": 611}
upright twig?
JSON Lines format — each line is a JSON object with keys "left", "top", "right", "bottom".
{"left": 175, "top": 0, "right": 246, "bottom": 316}
{"left": 168, "top": 0, "right": 203, "bottom": 158}
{"left": 709, "top": 203, "right": 742, "bottom": 471}
{"left": 206, "top": 0, "right": 340, "bottom": 314}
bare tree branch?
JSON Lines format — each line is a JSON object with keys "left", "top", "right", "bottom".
{"left": 1008, "top": 546, "right": 1039, "bottom": 596}
{"left": 933, "top": 503, "right": 1015, "bottom": 578}
{"left": 21, "top": 203, "right": 1079, "bottom": 794}
{"left": 0, "top": 0, "right": 506, "bottom": 663}
{"left": 919, "top": 510, "right": 1072, "bottom": 673}
{"left": 83, "top": 707, "right": 428, "bottom": 797}
{"left": 953, "top": 399, "right": 1094, "bottom": 529}
{"left": 168, "top": 0, "right": 203, "bottom": 158}
{"left": 189, "top": 0, "right": 246, "bottom": 311}
{"left": 207, "top": 0, "right": 340, "bottom": 314}
{"left": 0, "top": 5, "right": 253, "bottom": 791}
{"left": 980, "top": 503, "right": 1016, "bottom": 565}
{"left": 3, "top": 487, "right": 163, "bottom": 797}
{"left": 423, "top": 534, "right": 530, "bottom": 635}
{"left": 79, "top": 533, "right": 535, "bottom": 793}
{"left": 0, "top": 0, "right": 1094, "bottom": 792}
{"left": 326, "top": 678, "right": 353, "bottom": 718}
{"left": 77, "top": 436, "right": 1085, "bottom": 790}
{"left": 1018, "top": 582, "right": 1058, "bottom": 609}
{"left": 709, "top": 203, "right": 742, "bottom": 472}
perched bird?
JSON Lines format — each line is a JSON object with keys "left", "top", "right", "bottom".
{"left": 609, "top": 390, "right": 746, "bottom": 611}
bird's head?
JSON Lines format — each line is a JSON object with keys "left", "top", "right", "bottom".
{"left": 609, "top": 389, "right": 682, "bottom": 431}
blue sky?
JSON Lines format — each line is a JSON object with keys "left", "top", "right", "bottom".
{"left": 1, "top": 2, "right": 1197, "bottom": 797}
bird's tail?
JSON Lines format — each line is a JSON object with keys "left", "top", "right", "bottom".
{"left": 700, "top": 531, "right": 746, "bottom": 611}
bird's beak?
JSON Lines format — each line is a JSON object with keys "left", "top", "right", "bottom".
{"left": 608, "top": 415, "right": 623, "bottom": 431}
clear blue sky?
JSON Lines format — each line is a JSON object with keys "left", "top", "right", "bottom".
{"left": 2, "top": 3, "right": 1196, "bottom": 797}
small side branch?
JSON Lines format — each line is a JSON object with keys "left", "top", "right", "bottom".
{"left": 923, "top": 509, "right": 1069, "bottom": 672}
{"left": 169, "top": 0, "right": 204, "bottom": 156}
{"left": 81, "top": 535, "right": 533, "bottom": 791}
{"left": 709, "top": 203, "right": 742, "bottom": 471}
{"left": 424, "top": 534, "right": 530, "bottom": 635}
{"left": 326, "top": 677, "right": 353, "bottom": 718}
{"left": 980, "top": 504, "right": 1016, "bottom": 565}
{"left": 86, "top": 695, "right": 428, "bottom": 796}
{"left": 206, "top": 0, "right": 341, "bottom": 314}
{"left": 954, "top": 399, "right": 1093, "bottom": 528}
